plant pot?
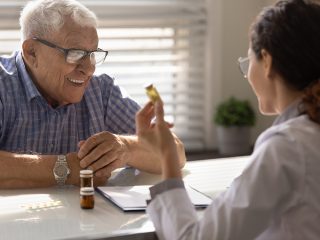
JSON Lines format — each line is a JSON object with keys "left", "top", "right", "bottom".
{"left": 216, "top": 126, "right": 251, "bottom": 155}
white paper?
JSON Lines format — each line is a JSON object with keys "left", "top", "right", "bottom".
{"left": 97, "top": 185, "right": 212, "bottom": 211}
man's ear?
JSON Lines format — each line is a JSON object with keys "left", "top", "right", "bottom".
{"left": 261, "top": 49, "right": 274, "bottom": 79}
{"left": 22, "top": 39, "right": 38, "bottom": 68}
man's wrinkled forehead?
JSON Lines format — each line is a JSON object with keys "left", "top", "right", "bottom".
{"left": 49, "top": 19, "right": 98, "bottom": 49}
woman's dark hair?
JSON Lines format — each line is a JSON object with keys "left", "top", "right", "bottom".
{"left": 250, "top": 0, "right": 320, "bottom": 123}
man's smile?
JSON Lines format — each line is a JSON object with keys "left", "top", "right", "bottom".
{"left": 67, "top": 77, "right": 86, "bottom": 86}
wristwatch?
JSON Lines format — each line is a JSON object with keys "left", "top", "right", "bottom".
{"left": 53, "top": 155, "right": 70, "bottom": 186}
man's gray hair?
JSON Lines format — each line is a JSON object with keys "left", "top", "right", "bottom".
{"left": 19, "top": 0, "right": 98, "bottom": 41}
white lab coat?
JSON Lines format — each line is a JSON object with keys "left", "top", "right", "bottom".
{"left": 147, "top": 102, "right": 320, "bottom": 240}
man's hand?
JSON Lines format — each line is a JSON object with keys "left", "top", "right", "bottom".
{"left": 78, "top": 132, "right": 129, "bottom": 178}
{"left": 67, "top": 152, "right": 108, "bottom": 186}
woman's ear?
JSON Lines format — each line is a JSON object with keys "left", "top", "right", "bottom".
{"left": 22, "top": 39, "right": 38, "bottom": 68}
{"left": 261, "top": 49, "right": 274, "bottom": 79}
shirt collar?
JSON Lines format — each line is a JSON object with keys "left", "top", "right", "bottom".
{"left": 15, "top": 51, "right": 42, "bottom": 101}
{"left": 272, "top": 99, "right": 303, "bottom": 126}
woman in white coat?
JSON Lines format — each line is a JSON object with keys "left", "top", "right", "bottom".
{"left": 135, "top": 0, "right": 320, "bottom": 239}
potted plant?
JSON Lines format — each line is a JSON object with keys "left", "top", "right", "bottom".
{"left": 214, "top": 97, "right": 256, "bottom": 155}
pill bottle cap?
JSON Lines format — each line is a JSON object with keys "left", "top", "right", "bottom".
{"left": 80, "top": 169, "right": 93, "bottom": 177}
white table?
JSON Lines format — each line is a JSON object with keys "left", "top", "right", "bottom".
{"left": 0, "top": 156, "right": 249, "bottom": 240}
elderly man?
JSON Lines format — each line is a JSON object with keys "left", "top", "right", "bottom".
{"left": 0, "top": 0, "right": 185, "bottom": 188}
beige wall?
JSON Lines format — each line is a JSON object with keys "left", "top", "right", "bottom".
{"left": 205, "top": 0, "right": 275, "bottom": 149}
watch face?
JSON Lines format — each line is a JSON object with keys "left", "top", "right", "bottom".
{"left": 54, "top": 164, "right": 68, "bottom": 178}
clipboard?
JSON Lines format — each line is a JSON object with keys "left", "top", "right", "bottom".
{"left": 97, "top": 185, "right": 212, "bottom": 212}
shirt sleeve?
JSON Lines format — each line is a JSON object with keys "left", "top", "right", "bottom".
{"left": 149, "top": 178, "right": 185, "bottom": 198}
{"left": 100, "top": 75, "right": 140, "bottom": 134}
{"left": 146, "top": 132, "right": 303, "bottom": 240}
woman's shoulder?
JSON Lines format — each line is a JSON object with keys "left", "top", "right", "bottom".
{"left": 251, "top": 115, "right": 318, "bottom": 174}
{"left": 256, "top": 115, "right": 319, "bottom": 146}
{"left": 251, "top": 114, "right": 318, "bottom": 183}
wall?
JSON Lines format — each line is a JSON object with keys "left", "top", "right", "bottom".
{"left": 205, "top": 0, "right": 275, "bottom": 149}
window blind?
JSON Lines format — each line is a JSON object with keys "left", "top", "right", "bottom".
{"left": 0, "top": 0, "right": 207, "bottom": 151}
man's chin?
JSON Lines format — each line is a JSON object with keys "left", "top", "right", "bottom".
{"left": 62, "top": 95, "right": 84, "bottom": 105}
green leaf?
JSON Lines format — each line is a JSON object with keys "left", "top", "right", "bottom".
{"left": 214, "top": 97, "right": 256, "bottom": 127}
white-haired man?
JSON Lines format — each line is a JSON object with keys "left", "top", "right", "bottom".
{"left": 0, "top": 0, "right": 185, "bottom": 188}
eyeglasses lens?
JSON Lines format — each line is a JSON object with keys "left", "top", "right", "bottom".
{"left": 90, "top": 52, "right": 106, "bottom": 65}
{"left": 66, "top": 50, "right": 106, "bottom": 65}
{"left": 238, "top": 57, "right": 249, "bottom": 78}
{"left": 66, "top": 50, "right": 86, "bottom": 64}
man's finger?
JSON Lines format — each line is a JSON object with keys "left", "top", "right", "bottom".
{"left": 78, "top": 132, "right": 112, "bottom": 159}
{"left": 79, "top": 138, "right": 114, "bottom": 168}
{"left": 95, "top": 161, "right": 119, "bottom": 177}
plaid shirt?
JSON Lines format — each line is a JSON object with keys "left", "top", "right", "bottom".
{"left": 0, "top": 52, "right": 140, "bottom": 154}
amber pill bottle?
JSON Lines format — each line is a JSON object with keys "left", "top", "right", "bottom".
{"left": 80, "top": 187, "right": 95, "bottom": 209}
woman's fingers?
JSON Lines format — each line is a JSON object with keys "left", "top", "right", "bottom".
{"left": 154, "top": 99, "right": 165, "bottom": 124}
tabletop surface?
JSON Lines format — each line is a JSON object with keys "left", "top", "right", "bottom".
{"left": 0, "top": 156, "right": 249, "bottom": 240}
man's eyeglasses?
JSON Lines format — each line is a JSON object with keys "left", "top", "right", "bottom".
{"left": 32, "top": 37, "right": 108, "bottom": 66}
{"left": 238, "top": 57, "right": 249, "bottom": 78}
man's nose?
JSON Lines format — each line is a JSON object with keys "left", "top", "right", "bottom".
{"left": 77, "top": 56, "right": 96, "bottom": 76}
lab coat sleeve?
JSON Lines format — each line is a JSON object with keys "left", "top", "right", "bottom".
{"left": 146, "top": 133, "right": 303, "bottom": 240}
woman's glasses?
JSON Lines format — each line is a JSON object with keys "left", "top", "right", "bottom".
{"left": 33, "top": 37, "right": 108, "bottom": 66}
{"left": 238, "top": 57, "right": 249, "bottom": 78}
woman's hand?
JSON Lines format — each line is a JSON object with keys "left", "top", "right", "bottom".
{"left": 135, "top": 99, "right": 182, "bottom": 179}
